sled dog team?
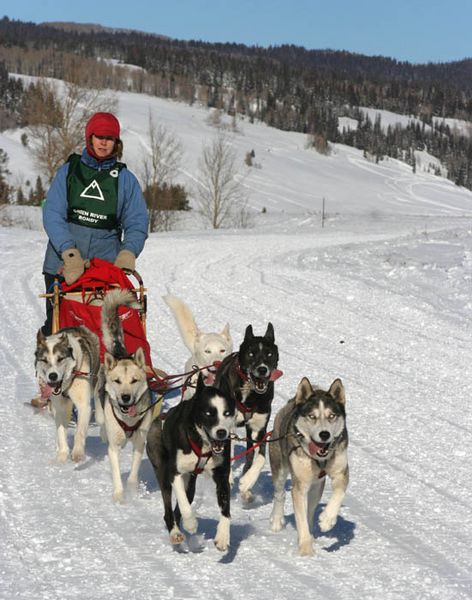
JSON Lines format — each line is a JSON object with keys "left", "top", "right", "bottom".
{"left": 34, "top": 292, "right": 349, "bottom": 557}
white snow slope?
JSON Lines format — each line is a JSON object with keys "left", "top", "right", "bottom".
{"left": 1, "top": 86, "right": 472, "bottom": 600}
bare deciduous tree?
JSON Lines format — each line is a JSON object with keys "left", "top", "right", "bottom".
{"left": 194, "top": 132, "right": 249, "bottom": 229}
{"left": 140, "top": 116, "right": 184, "bottom": 232}
{"left": 24, "top": 79, "right": 116, "bottom": 183}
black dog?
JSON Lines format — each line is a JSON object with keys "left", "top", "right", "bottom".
{"left": 214, "top": 323, "right": 281, "bottom": 503}
{"left": 146, "top": 374, "right": 236, "bottom": 551}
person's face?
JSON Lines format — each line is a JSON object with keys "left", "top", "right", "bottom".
{"left": 91, "top": 134, "right": 116, "bottom": 159}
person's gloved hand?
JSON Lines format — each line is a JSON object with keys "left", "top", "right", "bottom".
{"left": 61, "top": 248, "right": 85, "bottom": 284}
{"left": 114, "top": 249, "right": 136, "bottom": 271}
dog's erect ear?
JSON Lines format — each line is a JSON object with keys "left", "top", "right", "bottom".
{"left": 264, "top": 322, "right": 275, "bottom": 343}
{"left": 104, "top": 352, "right": 116, "bottom": 371}
{"left": 295, "top": 377, "right": 314, "bottom": 404}
{"left": 133, "top": 346, "right": 146, "bottom": 369}
{"left": 196, "top": 372, "right": 205, "bottom": 395}
{"left": 221, "top": 323, "right": 231, "bottom": 341}
{"left": 328, "top": 378, "right": 345, "bottom": 405}
{"left": 244, "top": 324, "right": 254, "bottom": 341}
{"left": 36, "top": 328, "right": 46, "bottom": 345}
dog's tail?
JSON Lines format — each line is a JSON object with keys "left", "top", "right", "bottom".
{"left": 102, "top": 288, "right": 140, "bottom": 358}
{"left": 163, "top": 295, "right": 198, "bottom": 352}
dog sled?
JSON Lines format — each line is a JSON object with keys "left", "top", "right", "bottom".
{"left": 39, "top": 258, "right": 214, "bottom": 411}
{"left": 39, "top": 258, "right": 167, "bottom": 414}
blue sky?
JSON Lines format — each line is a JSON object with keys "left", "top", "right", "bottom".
{"left": 3, "top": 0, "right": 472, "bottom": 64}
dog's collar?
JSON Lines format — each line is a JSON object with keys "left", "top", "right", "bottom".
{"left": 188, "top": 436, "right": 212, "bottom": 475}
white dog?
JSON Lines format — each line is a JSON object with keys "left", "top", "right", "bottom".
{"left": 163, "top": 295, "right": 233, "bottom": 397}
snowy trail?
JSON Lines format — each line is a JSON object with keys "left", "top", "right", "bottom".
{"left": 1, "top": 221, "right": 471, "bottom": 600}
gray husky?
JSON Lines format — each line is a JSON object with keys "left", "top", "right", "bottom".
{"left": 95, "top": 289, "right": 153, "bottom": 503}
{"left": 35, "top": 327, "right": 100, "bottom": 463}
{"left": 269, "top": 377, "right": 349, "bottom": 556}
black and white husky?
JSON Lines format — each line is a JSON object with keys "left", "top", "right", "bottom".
{"left": 35, "top": 326, "right": 100, "bottom": 463}
{"left": 269, "top": 377, "right": 349, "bottom": 556}
{"left": 146, "top": 374, "right": 236, "bottom": 551}
{"left": 95, "top": 289, "right": 153, "bottom": 503}
{"left": 214, "top": 323, "right": 282, "bottom": 503}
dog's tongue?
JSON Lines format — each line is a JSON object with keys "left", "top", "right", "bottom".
{"left": 127, "top": 405, "right": 137, "bottom": 417}
{"left": 309, "top": 440, "right": 327, "bottom": 455}
{"left": 40, "top": 384, "right": 54, "bottom": 400}
{"left": 205, "top": 372, "right": 216, "bottom": 385}
{"left": 270, "top": 369, "right": 283, "bottom": 381}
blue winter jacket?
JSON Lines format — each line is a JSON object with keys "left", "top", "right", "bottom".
{"left": 42, "top": 149, "right": 149, "bottom": 275}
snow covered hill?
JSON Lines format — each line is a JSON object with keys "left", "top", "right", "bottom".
{"left": 2, "top": 75, "right": 472, "bottom": 224}
{"left": 1, "top": 82, "right": 472, "bottom": 600}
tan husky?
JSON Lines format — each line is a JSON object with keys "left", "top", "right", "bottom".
{"left": 95, "top": 289, "right": 153, "bottom": 503}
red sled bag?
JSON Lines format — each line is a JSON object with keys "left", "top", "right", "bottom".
{"left": 58, "top": 258, "right": 152, "bottom": 367}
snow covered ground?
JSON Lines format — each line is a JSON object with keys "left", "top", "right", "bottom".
{"left": 1, "top": 85, "right": 472, "bottom": 599}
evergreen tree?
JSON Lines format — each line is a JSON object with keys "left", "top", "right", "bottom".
{"left": 0, "top": 148, "right": 10, "bottom": 203}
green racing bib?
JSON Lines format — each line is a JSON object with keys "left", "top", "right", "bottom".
{"left": 66, "top": 154, "right": 125, "bottom": 229}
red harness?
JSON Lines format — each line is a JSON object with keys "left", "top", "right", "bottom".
{"left": 111, "top": 409, "right": 146, "bottom": 438}
{"left": 188, "top": 437, "right": 212, "bottom": 475}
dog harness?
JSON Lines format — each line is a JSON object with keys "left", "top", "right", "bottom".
{"left": 234, "top": 362, "right": 283, "bottom": 421}
{"left": 110, "top": 408, "right": 147, "bottom": 438}
{"left": 188, "top": 437, "right": 212, "bottom": 475}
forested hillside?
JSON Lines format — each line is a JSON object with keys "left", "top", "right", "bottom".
{"left": 1, "top": 15, "right": 472, "bottom": 190}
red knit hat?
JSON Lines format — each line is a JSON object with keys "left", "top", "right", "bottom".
{"left": 85, "top": 112, "right": 120, "bottom": 140}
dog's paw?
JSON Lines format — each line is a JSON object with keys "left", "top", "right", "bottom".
{"left": 214, "top": 516, "right": 230, "bottom": 552}
{"left": 71, "top": 447, "right": 85, "bottom": 463}
{"left": 214, "top": 536, "right": 230, "bottom": 552}
{"left": 170, "top": 529, "right": 185, "bottom": 545}
{"left": 56, "top": 451, "right": 69, "bottom": 464}
{"left": 126, "top": 478, "right": 139, "bottom": 496}
{"left": 182, "top": 513, "right": 198, "bottom": 534}
{"left": 270, "top": 514, "right": 285, "bottom": 532}
{"left": 113, "top": 489, "right": 124, "bottom": 504}
{"left": 319, "top": 509, "right": 337, "bottom": 532}
{"left": 299, "top": 539, "right": 315, "bottom": 556}
{"left": 240, "top": 489, "right": 254, "bottom": 504}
